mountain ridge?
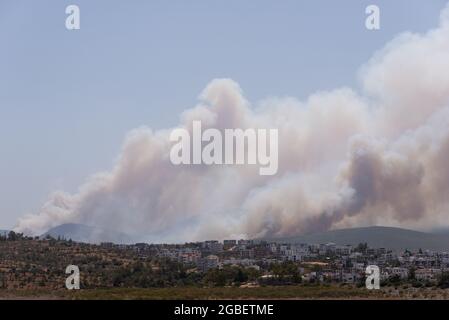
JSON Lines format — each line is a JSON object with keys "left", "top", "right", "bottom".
{"left": 40, "top": 224, "right": 449, "bottom": 251}
{"left": 266, "top": 226, "right": 449, "bottom": 251}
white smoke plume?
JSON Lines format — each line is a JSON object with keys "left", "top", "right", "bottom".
{"left": 15, "top": 4, "right": 449, "bottom": 242}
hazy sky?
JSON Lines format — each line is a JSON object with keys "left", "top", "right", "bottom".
{"left": 0, "top": 0, "right": 447, "bottom": 230}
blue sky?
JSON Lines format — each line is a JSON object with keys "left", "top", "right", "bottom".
{"left": 0, "top": 0, "right": 447, "bottom": 229}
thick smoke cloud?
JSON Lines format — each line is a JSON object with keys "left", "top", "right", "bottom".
{"left": 15, "top": 5, "right": 449, "bottom": 242}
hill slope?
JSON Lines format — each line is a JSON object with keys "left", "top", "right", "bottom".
{"left": 41, "top": 223, "right": 134, "bottom": 244}
{"left": 268, "top": 226, "right": 449, "bottom": 251}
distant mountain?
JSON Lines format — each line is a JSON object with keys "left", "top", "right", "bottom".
{"left": 41, "top": 223, "right": 134, "bottom": 244}
{"left": 266, "top": 226, "right": 449, "bottom": 251}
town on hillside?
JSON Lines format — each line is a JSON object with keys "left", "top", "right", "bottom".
{"left": 1, "top": 231, "right": 449, "bottom": 292}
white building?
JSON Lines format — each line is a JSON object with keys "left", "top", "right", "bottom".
{"left": 202, "top": 255, "right": 220, "bottom": 272}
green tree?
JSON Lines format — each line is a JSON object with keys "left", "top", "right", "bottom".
{"left": 438, "top": 272, "right": 449, "bottom": 289}
{"left": 408, "top": 267, "right": 416, "bottom": 280}
{"left": 234, "top": 268, "right": 248, "bottom": 284}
